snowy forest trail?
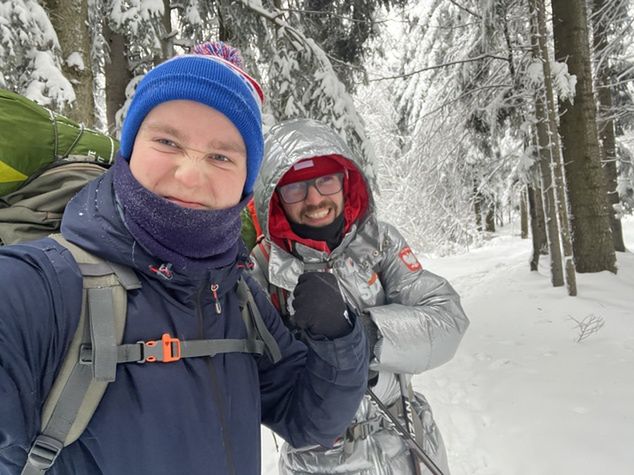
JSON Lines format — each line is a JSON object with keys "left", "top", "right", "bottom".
{"left": 262, "top": 218, "right": 634, "bottom": 475}
{"left": 413, "top": 219, "right": 634, "bottom": 475}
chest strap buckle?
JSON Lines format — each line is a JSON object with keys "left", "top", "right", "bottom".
{"left": 138, "top": 333, "right": 181, "bottom": 363}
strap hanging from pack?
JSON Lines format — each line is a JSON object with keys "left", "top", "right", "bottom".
{"left": 22, "top": 234, "right": 140, "bottom": 475}
{"left": 236, "top": 277, "right": 282, "bottom": 364}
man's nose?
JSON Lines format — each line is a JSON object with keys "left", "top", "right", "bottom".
{"left": 304, "top": 183, "right": 323, "bottom": 204}
{"left": 174, "top": 156, "right": 203, "bottom": 187}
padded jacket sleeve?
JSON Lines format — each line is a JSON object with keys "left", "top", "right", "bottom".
{"left": 0, "top": 241, "right": 83, "bottom": 472}
{"left": 366, "top": 223, "right": 469, "bottom": 374}
{"left": 246, "top": 276, "right": 368, "bottom": 449}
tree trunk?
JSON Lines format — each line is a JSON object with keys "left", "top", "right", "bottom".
{"left": 526, "top": 15, "right": 563, "bottom": 287}
{"left": 521, "top": 188, "right": 529, "bottom": 239}
{"left": 217, "top": 1, "right": 236, "bottom": 43}
{"left": 44, "top": 0, "right": 94, "bottom": 126}
{"left": 533, "top": 119, "right": 564, "bottom": 287}
{"left": 158, "top": 0, "right": 174, "bottom": 63}
{"left": 533, "top": 0, "right": 577, "bottom": 295}
{"left": 592, "top": 0, "right": 626, "bottom": 252}
{"left": 473, "top": 181, "right": 483, "bottom": 232}
{"left": 551, "top": 0, "right": 616, "bottom": 273}
{"left": 485, "top": 200, "right": 495, "bottom": 232}
{"left": 104, "top": 21, "right": 133, "bottom": 136}
{"left": 528, "top": 183, "right": 548, "bottom": 271}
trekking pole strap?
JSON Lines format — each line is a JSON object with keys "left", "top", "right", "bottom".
{"left": 366, "top": 388, "right": 445, "bottom": 475}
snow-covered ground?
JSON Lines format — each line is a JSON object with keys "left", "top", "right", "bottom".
{"left": 261, "top": 216, "right": 634, "bottom": 475}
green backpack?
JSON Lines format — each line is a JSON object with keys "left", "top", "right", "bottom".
{"left": 0, "top": 91, "right": 282, "bottom": 474}
{"left": 0, "top": 88, "right": 117, "bottom": 245}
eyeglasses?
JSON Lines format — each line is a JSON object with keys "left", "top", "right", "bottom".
{"left": 277, "top": 173, "right": 345, "bottom": 204}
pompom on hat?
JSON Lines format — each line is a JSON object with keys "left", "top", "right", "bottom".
{"left": 118, "top": 41, "right": 265, "bottom": 194}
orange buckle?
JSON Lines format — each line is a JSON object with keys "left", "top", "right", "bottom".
{"left": 141, "top": 333, "right": 181, "bottom": 363}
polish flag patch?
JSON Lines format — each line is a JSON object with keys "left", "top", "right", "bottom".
{"left": 399, "top": 247, "right": 422, "bottom": 272}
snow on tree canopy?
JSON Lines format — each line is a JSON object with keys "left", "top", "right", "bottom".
{"left": 551, "top": 61, "right": 577, "bottom": 104}
{"left": 66, "top": 52, "right": 85, "bottom": 71}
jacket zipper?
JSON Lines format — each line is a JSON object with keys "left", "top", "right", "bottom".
{"left": 197, "top": 286, "right": 236, "bottom": 475}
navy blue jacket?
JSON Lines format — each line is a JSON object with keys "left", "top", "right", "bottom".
{"left": 0, "top": 170, "right": 368, "bottom": 474}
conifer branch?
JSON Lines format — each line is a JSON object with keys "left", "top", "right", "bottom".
{"left": 446, "top": 0, "right": 482, "bottom": 19}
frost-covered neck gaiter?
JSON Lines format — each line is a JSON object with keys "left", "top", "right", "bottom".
{"left": 112, "top": 158, "right": 248, "bottom": 273}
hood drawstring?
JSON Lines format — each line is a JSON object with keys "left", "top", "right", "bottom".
{"left": 149, "top": 263, "right": 174, "bottom": 280}
{"left": 211, "top": 283, "right": 222, "bottom": 314}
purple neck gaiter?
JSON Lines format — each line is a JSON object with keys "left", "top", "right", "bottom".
{"left": 112, "top": 158, "right": 247, "bottom": 273}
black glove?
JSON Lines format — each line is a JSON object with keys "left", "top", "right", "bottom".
{"left": 292, "top": 272, "right": 353, "bottom": 339}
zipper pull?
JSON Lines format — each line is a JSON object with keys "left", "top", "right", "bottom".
{"left": 210, "top": 283, "right": 222, "bottom": 314}
{"left": 149, "top": 263, "right": 173, "bottom": 280}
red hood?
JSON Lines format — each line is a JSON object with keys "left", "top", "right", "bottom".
{"left": 268, "top": 155, "right": 369, "bottom": 253}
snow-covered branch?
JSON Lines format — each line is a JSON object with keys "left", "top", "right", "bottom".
{"left": 368, "top": 53, "right": 509, "bottom": 82}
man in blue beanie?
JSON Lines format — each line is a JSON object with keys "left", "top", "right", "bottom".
{"left": 0, "top": 42, "right": 368, "bottom": 475}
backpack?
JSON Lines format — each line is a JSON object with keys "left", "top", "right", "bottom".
{"left": 0, "top": 89, "right": 117, "bottom": 246}
{"left": 0, "top": 89, "right": 116, "bottom": 196}
{"left": 21, "top": 234, "right": 282, "bottom": 475}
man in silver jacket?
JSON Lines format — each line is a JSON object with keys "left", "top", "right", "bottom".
{"left": 250, "top": 118, "right": 469, "bottom": 475}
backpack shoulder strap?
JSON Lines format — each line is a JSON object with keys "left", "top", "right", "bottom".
{"left": 251, "top": 239, "right": 270, "bottom": 276}
{"left": 22, "top": 234, "right": 140, "bottom": 475}
{"left": 236, "top": 277, "right": 282, "bottom": 364}
{"left": 251, "top": 240, "right": 289, "bottom": 317}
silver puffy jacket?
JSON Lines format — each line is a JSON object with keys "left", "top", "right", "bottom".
{"left": 251, "top": 119, "right": 469, "bottom": 475}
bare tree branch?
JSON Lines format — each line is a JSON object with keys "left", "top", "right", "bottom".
{"left": 368, "top": 54, "right": 509, "bottom": 82}
{"left": 275, "top": 8, "right": 406, "bottom": 25}
{"left": 446, "top": 0, "right": 482, "bottom": 19}
{"left": 420, "top": 84, "right": 512, "bottom": 120}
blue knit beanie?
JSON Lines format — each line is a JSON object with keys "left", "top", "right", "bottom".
{"left": 118, "top": 42, "right": 264, "bottom": 194}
